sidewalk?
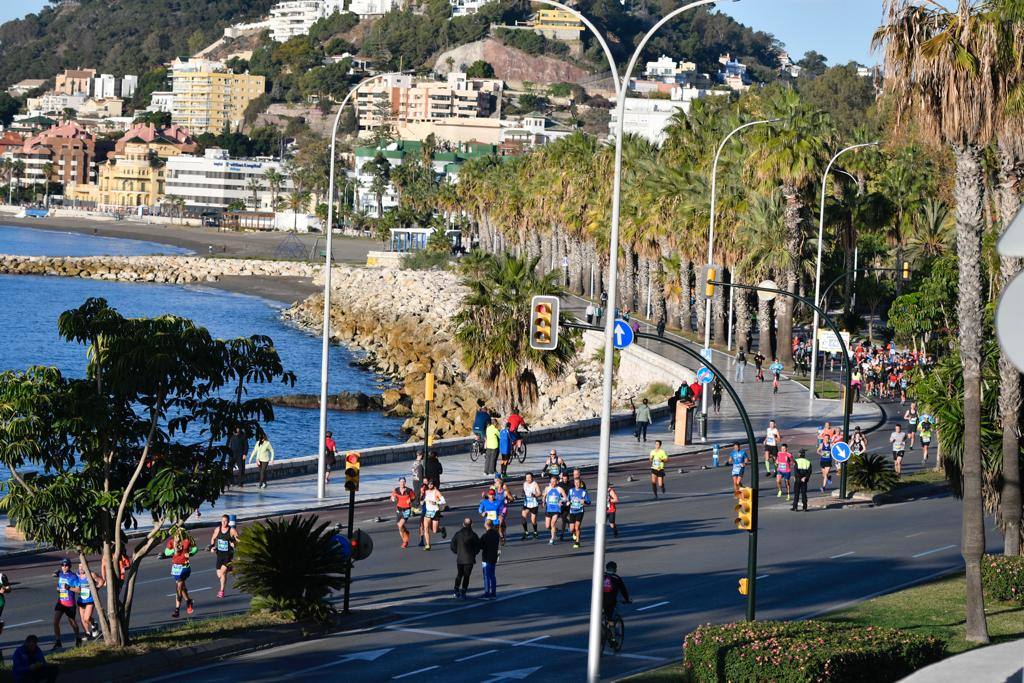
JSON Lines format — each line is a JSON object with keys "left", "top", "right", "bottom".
{"left": 899, "top": 638, "right": 1024, "bottom": 682}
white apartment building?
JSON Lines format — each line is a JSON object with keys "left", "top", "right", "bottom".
{"left": 120, "top": 75, "right": 138, "bottom": 99}
{"left": 92, "top": 74, "right": 116, "bottom": 99}
{"left": 608, "top": 86, "right": 726, "bottom": 145}
{"left": 348, "top": 0, "right": 398, "bottom": 17}
{"left": 164, "top": 148, "right": 293, "bottom": 212}
{"left": 450, "top": 0, "right": 489, "bottom": 16}
{"left": 147, "top": 92, "right": 176, "bottom": 114}
{"left": 269, "top": 0, "right": 360, "bottom": 42}
{"left": 356, "top": 72, "right": 502, "bottom": 133}
{"left": 26, "top": 93, "right": 87, "bottom": 117}
{"left": 644, "top": 55, "right": 696, "bottom": 80}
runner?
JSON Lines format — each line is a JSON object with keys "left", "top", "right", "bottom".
{"left": 567, "top": 472, "right": 592, "bottom": 549}
{"left": 208, "top": 515, "right": 239, "bottom": 598}
{"left": 764, "top": 420, "right": 781, "bottom": 476}
{"left": 543, "top": 449, "right": 567, "bottom": 479}
{"left": 917, "top": 419, "right": 934, "bottom": 464}
{"left": 819, "top": 441, "right": 834, "bottom": 492}
{"left": 851, "top": 427, "right": 868, "bottom": 459}
{"left": 76, "top": 561, "right": 104, "bottom": 639}
{"left": 324, "top": 431, "right": 337, "bottom": 485}
{"left": 557, "top": 472, "right": 572, "bottom": 541}
{"left": 904, "top": 402, "right": 919, "bottom": 451}
{"left": 421, "top": 481, "right": 447, "bottom": 550}
{"left": 774, "top": 443, "right": 794, "bottom": 501}
{"left": 521, "top": 473, "right": 541, "bottom": 540}
{"left": 543, "top": 476, "right": 567, "bottom": 545}
{"left": 0, "top": 571, "right": 10, "bottom": 649}
{"left": 649, "top": 440, "right": 668, "bottom": 499}
{"left": 390, "top": 478, "right": 415, "bottom": 549}
{"left": 889, "top": 424, "right": 908, "bottom": 477}
{"left": 607, "top": 485, "right": 620, "bottom": 537}
{"left": 163, "top": 531, "right": 197, "bottom": 618}
{"left": 493, "top": 475, "right": 514, "bottom": 545}
{"left": 478, "top": 488, "right": 501, "bottom": 533}
{"left": 52, "top": 559, "right": 81, "bottom": 650}
{"left": 729, "top": 443, "right": 748, "bottom": 496}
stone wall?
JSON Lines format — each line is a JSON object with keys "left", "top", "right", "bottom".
{"left": 0, "top": 254, "right": 318, "bottom": 284}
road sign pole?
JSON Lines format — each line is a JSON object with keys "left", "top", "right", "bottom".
{"left": 343, "top": 487, "right": 355, "bottom": 614}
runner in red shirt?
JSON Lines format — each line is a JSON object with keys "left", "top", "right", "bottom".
{"left": 163, "top": 532, "right": 196, "bottom": 618}
{"left": 774, "top": 444, "right": 795, "bottom": 501}
{"left": 391, "top": 477, "right": 415, "bottom": 549}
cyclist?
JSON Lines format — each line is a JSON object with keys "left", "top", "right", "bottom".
{"left": 390, "top": 478, "right": 415, "bottom": 549}
{"left": 649, "top": 440, "right": 668, "bottom": 499}
{"left": 163, "top": 531, "right": 197, "bottom": 618}
{"left": 904, "top": 402, "right": 919, "bottom": 451}
{"left": 76, "top": 560, "right": 104, "bottom": 640}
{"left": 507, "top": 408, "right": 528, "bottom": 459}
{"left": 542, "top": 476, "right": 567, "bottom": 545}
{"left": 521, "top": 473, "right": 541, "bottom": 540}
{"left": 543, "top": 450, "right": 567, "bottom": 479}
{"left": 421, "top": 480, "right": 447, "bottom": 550}
{"left": 52, "top": 559, "right": 81, "bottom": 650}
{"left": 208, "top": 514, "right": 239, "bottom": 598}
{"left": 607, "top": 485, "right": 620, "bottom": 537}
{"left": 774, "top": 443, "right": 794, "bottom": 501}
{"left": 764, "top": 420, "right": 781, "bottom": 476}
{"left": 602, "top": 561, "right": 631, "bottom": 621}
{"left": 567, "top": 472, "right": 592, "bottom": 549}
{"left": 729, "top": 443, "right": 748, "bottom": 496}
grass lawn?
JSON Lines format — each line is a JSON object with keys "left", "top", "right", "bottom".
{"left": 624, "top": 572, "right": 1022, "bottom": 682}
{"left": 848, "top": 464, "right": 949, "bottom": 497}
{"left": 791, "top": 376, "right": 843, "bottom": 400}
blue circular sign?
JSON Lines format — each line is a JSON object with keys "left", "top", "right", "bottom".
{"left": 696, "top": 367, "right": 714, "bottom": 384}
{"left": 612, "top": 319, "right": 634, "bottom": 349}
{"left": 830, "top": 441, "right": 852, "bottom": 463}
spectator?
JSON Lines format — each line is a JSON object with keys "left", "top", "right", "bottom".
{"left": 498, "top": 422, "right": 513, "bottom": 476}
{"left": 12, "top": 635, "right": 58, "bottom": 683}
{"left": 411, "top": 451, "right": 425, "bottom": 507}
{"left": 425, "top": 451, "right": 443, "bottom": 488}
{"left": 227, "top": 427, "right": 248, "bottom": 487}
{"left": 449, "top": 518, "right": 480, "bottom": 599}
{"left": 585, "top": 303, "right": 595, "bottom": 324}
{"left": 484, "top": 418, "right": 499, "bottom": 475}
{"left": 480, "top": 519, "right": 501, "bottom": 599}
{"left": 633, "top": 398, "right": 652, "bottom": 442}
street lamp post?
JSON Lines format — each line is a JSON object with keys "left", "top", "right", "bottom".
{"left": 317, "top": 72, "right": 398, "bottom": 500}
{"left": 701, "top": 117, "right": 779, "bottom": 430}
{"left": 808, "top": 142, "right": 878, "bottom": 410}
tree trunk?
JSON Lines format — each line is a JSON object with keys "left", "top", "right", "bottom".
{"left": 996, "top": 137, "right": 1022, "bottom": 556}
{"left": 713, "top": 277, "right": 727, "bottom": 345}
{"left": 654, "top": 256, "right": 668, "bottom": 328}
{"left": 639, "top": 257, "right": 652, "bottom": 318}
{"left": 777, "top": 183, "right": 802, "bottom": 367}
{"left": 621, "top": 247, "right": 637, "bottom": 313}
{"left": 953, "top": 143, "right": 990, "bottom": 643}
{"left": 680, "top": 256, "right": 694, "bottom": 331}
{"left": 735, "top": 286, "right": 752, "bottom": 354}
{"left": 758, "top": 296, "right": 773, "bottom": 356}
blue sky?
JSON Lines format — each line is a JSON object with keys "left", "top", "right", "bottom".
{"left": 4, "top": 0, "right": 882, "bottom": 67}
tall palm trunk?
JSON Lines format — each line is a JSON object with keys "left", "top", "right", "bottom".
{"left": 735, "top": 286, "right": 752, "bottom": 354}
{"left": 954, "top": 143, "right": 990, "bottom": 643}
{"left": 653, "top": 256, "right": 668, "bottom": 328}
{"left": 680, "top": 257, "right": 694, "bottom": 330}
{"left": 621, "top": 248, "right": 637, "bottom": 312}
{"left": 996, "top": 137, "right": 1022, "bottom": 556}
{"left": 758, "top": 296, "right": 773, "bottom": 356}
{"left": 713, "top": 279, "right": 727, "bottom": 345}
{"left": 638, "top": 257, "right": 652, "bottom": 318}
{"left": 778, "top": 183, "right": 802, "bottom": 367}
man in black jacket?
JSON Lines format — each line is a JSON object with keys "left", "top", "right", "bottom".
{"left": 480, "top": 519, "right": 501, "bottom": 599}
{"left": 227, "top": 427, "right": 248, "bottom": 487}
{"left": 449, "top": 518, "right": 480, "bottom": 599}
{"left": 425, "top": 451, "right": 443, "bottom": 488}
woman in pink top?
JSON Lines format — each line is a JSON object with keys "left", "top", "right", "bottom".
{"left": 774, "top": 444, "right": 795, "bottom": 501}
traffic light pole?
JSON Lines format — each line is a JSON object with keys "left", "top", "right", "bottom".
{"left": 563, "top": 322, "right": 760, "bottom": 620}
{"left": 343, "top": 487, "right": 355, "bottom": 614}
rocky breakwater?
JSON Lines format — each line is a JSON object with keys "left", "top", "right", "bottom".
{"left": 0, "top": 254, "right": 318, "bottom": 284}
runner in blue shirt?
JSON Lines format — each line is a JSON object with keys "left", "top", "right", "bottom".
{"left": 567, "top": 473, "right": 592, "bottom": 549}
{"left": 543, "top": 477, "right": 567, "bottom": 545}
{"left": 729, "top": 443, "right": 749, "bottom": 496}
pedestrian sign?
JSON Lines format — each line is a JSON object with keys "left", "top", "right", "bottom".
{"left": 830, "top": 441, "right": 852, "bottom": 463}
{"left": 612, "top": 319, "right": 634, "bottom": 349}
{"left": 696, "top": 367, "right": 714, "bottom": 384}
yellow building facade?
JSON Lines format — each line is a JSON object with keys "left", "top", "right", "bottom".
{"left": 170, "top": 59, "right": 266, "bottom": 135}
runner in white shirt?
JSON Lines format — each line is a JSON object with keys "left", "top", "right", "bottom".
{"left": 521, "top": 473, "right": 541, "bottom": 540}
{"left": 420, "top": 481, "right": 446, "bottom": 551}
{"left": 764, "top": 420, "right": 782, "bottom": 477}
{"left": 889, "top": 425, "right": 908, "bottom": 477}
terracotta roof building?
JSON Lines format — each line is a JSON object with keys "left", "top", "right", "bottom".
{"left": 13, "top": 122, "right": 97, "bottom": 186}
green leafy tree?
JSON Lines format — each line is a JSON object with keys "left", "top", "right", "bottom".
{"left": 0, "top": 299, "right": 294, "bottom": 647}
{"left": 465, "top": 60, "right": 495, "bottom": 79}
{"left": 796, "top": 50, "right": 829, "bottom": 77}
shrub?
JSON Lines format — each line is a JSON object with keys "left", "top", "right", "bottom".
{"left": 234, "top": 515, "right": 347, "bottom": 622}
{"left": 846, "top": 452, "right": 898, "bottom": 492}
{"left": 981, "top": 554, "right": 1024, "bottom": 605}
{"left": 401, "top": 250, "right": 451, "bottom": 270}
{"left": 683, "top": 620, "right": 945, "bottom": 683}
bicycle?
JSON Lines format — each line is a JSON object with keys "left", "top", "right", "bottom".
{"left": 470, "top": 434, "right": 484, "bottom": 463}
{"left": 514, "top": 434, "right": 527, "bottom": 464}
{"left": 601, "top": 608, "right": 626, "bottom": 653}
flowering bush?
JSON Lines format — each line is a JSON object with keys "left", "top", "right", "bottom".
{"left": 981, "top": 554, "right": 1024, "bottom": 605}
{"left": 683, "top": 620, "right": 944, "bottom": 682}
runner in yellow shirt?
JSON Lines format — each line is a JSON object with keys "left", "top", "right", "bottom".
{"left": 649, "top": 440, "right": 669, "bottom": 499}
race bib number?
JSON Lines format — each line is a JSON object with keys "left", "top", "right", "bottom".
{"left": 525, "top": 496, "right": 537, "bottom": 507}
{"left": 171, "top": 563, "right": 186, "bottom": 577}
{"left": 216, "top": 539, "right": 230, "bottom": 552}
{"left": 485, "top": 510, "right": 497, "bottom": 521}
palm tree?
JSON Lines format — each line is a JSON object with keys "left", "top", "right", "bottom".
{"left": 453, "top": 253, "right": 580, "bottom": 412}
{"left": 905, "top": 199, "right": 954, "bottom": 262}
{"left": 286, "top": 189, "right": 311, "bottom": 232}
{"left": 11, "top": 159, "right": 25, "bottom": 206}
{"left": 41, "top": 162, "right": 54, "bottom": 208}
{"left": 739, "top": 190, "right": 794, "bottom": 356}
{"left": 246, "top": 177, "right": 262, "bottom": 211}
{"left": 264, "top": 168, "right": 284, "bottom": 211}
{"left": 875, "top": 0, "right": 1009, "bottom": 642}
{"left": 366, "top": 153, "right": 392, "bottom": 219}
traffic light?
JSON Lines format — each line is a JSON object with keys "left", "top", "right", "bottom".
{"left": 734, "top": 486, "right": 753, "bottom": 531}
{"left": 738, "top": 578, "right": 749, "bottom": 596}
{"left": 700, "top": 265, "right": 718, "bottom": 300}
{"left": 902, "top": 260, "right": 911, "bottom": 281}
{"left": 350, "top": 529, "right": 374, "bottom": 561}
{"left": 529, "top": 295, "right": 559, "bottom": 351}
{"left": 425, "top": 372, "right": 435, "bottom": 402}
{"left": 344, "top": 451, "right": 361, "bottom": 492}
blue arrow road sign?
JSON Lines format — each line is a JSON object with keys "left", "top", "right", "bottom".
{"left": 696, "top": 367, "right": 714, "bottom": 384}
{"left": 612, "top": 319, "right": 634, "bottom": 349}
{"left": 831, "top": 441, "right": 852, "bottom": 463}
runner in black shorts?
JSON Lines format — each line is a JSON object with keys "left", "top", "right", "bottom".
{"left": 557, "top": 473, "right": 571, "bottom": 541}
{"left": 209, "top": 514, "right": 239, "bottom": 599}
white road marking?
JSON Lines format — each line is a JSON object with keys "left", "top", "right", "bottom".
{"left": 387, "top": 587, "right": 547, "bottom": 627}
{"left": 635, "top": 600, "right": 670, "bottom": 612}
{"left": 756, "top": 574, "right": 769, "bottom": 580}
{"left": 454, "top": 649, "right": 498, "bottom": 662}
{"left": 387, "top": 625, "right": 665, "bottom": 662}
{"left": 905, "top": 531, "right": 926, "bottom": 538}
{"left": 912, "top": 544, "right": 956, "bottom": 559}
{"left": 513, "top": 635, "right": 549, "bottom": 646}
{"left": 138, "top": 568, "right": 214, "bottom": 585}
{"left": 829, "top": 551, "right": 855, "bottom": 559}
{"left": 393, "top": 665, "right": 439, "bottom": 679}
{"left": 5, "top": 619, "right": 43, "bottom": 629}
{"left": 164, "top": 586, "right": 211, "bottom": 597}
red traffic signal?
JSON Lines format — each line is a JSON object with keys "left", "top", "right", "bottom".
{"left": 350, "top": 529, "right": 373, "bottom": 561}
{"left": 344, "top": 451, "right": 361, "bottom": 492}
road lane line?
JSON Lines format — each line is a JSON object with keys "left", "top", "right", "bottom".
{"left": 387, "top": 587, "right": 546, "bottom": 627}
{"left": 455, "top": 649, "right": 498, "bottom": 662}
{"left": 905, "top": 531, "right": 926, "bottom": 538}
{"left": 393, "top": 666, "right": 439, "bottom": 679}
{"left": 6, "top": 619, "right": 43, "bottom": 629}
{"left": 139, "top": 568, "right": 214, "bottom": 585}
{"left": 912, "top": 544, "right": 956, "bottom": 559}
{"left": 756, "top": 574, "right": 769, "bottom": 580}
{"left": 829, "top": 551, "right": 855, "bottom": 559}
{"left": 387, "top": 625, "right": 665, "bottom": 662}
{"left": 165, "top": 587, "right": 211, "bottom": 597}
{"left": 513, "top": 635, "right": 549, "bottom": 646}
{"left": 636, "top": 601, "right": 670, "bottom": 612}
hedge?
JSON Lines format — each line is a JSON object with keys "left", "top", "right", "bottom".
{"left": 981, "top": 553, "right": 1024, "bottom": 605}
{"left": 683, "top": 620, "right": 945, "bottom": 683}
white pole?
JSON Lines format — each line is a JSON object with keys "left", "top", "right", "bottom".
{"left": 646, "top": 267, "right": 652, "bottom": 318}
{"left": 590, "top": 262, "right": 595, "bottom": 298}
{"left": 852, "top": 246, "right": 859, "bottom": 309}
{"left": 808, "top": 142, "right": 877, "bottom": 410}
{"left": 587, "top": 3, "right": 718, "bottom": 680}
{"left": 317, "top": 72, "right": 395, "bottom": 500}
{"left": 701, "top": 117, "right": 778, "bottom": 428}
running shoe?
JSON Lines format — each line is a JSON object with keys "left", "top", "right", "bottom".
{"left": 186, "top": 599, "right": 194, "bottom": 615}
{"left": 424, "top": 544, "right": 431, "bottom": 550}
{"left": 776, "top": 490, "right": 782, "bottom": 498}
{"left": 532, "top": 532, "right": 539, "bottom": 539}
{"left": 171, "top": 609, "right": 179, "bottom": 619}
{"left": 217, "top": 590, "right": 224, "bottom": 599}
{"left": 441, "top": 527, "right": 447, "bottom": 539}
{"left": 401, "top": 540, "right": 409, "bottom": 549}
{"left": 521, "top": 533, "right": 527, "bottom": 541}
{"left": 548, "top": 539, "right": 555, "bottom": 545}
{"left": 573, "top": 542, "right": 580, "bottom": 549}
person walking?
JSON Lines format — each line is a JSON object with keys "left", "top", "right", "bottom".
{"left": 480, "top": 519, "right": 500, "bottom": 599}
{"left": 227, "top": 427, "right": 248, "bottom": 487}
{"left": 484, "top": 418, "right": 499, "bottom": 476}
{"left": 792, "top": 449, "right": 812, "bottom": 511}
{"left": 633, "top": 398, "right": 652, "bottom": 442}
{"left": 734, "top": 348, "right": 747, "bottom": 383}
{"left": 248, "top": 433, "right": 275, "bottom": 489}
{"left": 656, "top": 317, "right": 666, "bottom": 337}
{"left": 411, "top": 451, "right": 425, "bottom": 509}
{"left": 425, "top": 450, "right": 443, "bottom": 488}
{"left": 450, "top": 518, "right": 480, "bottom": 599}
{"left": 585, "top": 302, "right": 595, "bottom": 325}
{"left": 595, "top": 304, "right": 603, "bottom": 326}
{"left": 711, "top": 379, "right": 723, "bottom": 413}
{"left": 208, "top": 515, "right": 239, "bottom": 599}
{"left": 498, "top": 422, "right": 513, "bottom": 476}
{"left": 323, "top": 431, "right": 337, "bottom": 485}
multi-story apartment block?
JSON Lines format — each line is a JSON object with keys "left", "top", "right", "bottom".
{"left": 92, "top": 74, "right": 116, "bottom": 99}
{"left": 450, "top": 0, "right": 488, "bottom": 17}
{"left": 356, "top": 73, "right": 502, "bottom": 134}
{"left": 644, "top": 55, "right": 697, "bottom": 80}
{"left": 531, "top": 9, "right": 584, "bottom": 41}
{"left": 9, "top": 122, "right": 97, "bottom": 186}
{"left": 54, "top": 68, "right": 96, "bottom": 96}
{"left": 164, "top": 148, "right": 293, "bottom": 212}
{"left": 717, "top": 53, "right": 750, "bottom": 91}
{"left": 609, "top": 86, "right": 727, "bottom": 145}
{"left": 147, "top": 92, "right": 176, "bottom": 114}
{"left": 6, "top": 79, "right": 46, "bottom": 97}
{"left": 120, "top": 75, "right": 139, "bottom": 99}
{"left": 169, "top": 58, "right": 266, "bottom": 135}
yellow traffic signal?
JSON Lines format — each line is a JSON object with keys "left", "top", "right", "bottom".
{"left": 425, "top": 372, "right": 435, "bottom": 402}
{"left": 902, "top": 260, "right": 911, "bottom": 280}
{"left": 344, "top": 451, "right": 361, "bottom": 492}
{"left": 734, "top": 486, "right": 753, "bottom": 531}
{"left": 529, "top": 295, "right": 560, "bottom": 351}
{"left": 738, "top": 578, "right": 749, "bottom": 595}
{"left": 705, "top": 267, "right": 716, "bottom": 298}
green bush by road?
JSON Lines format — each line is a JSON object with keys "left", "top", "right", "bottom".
{"left": 981, "top": 554, "right": 1024, "bottom": 605}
